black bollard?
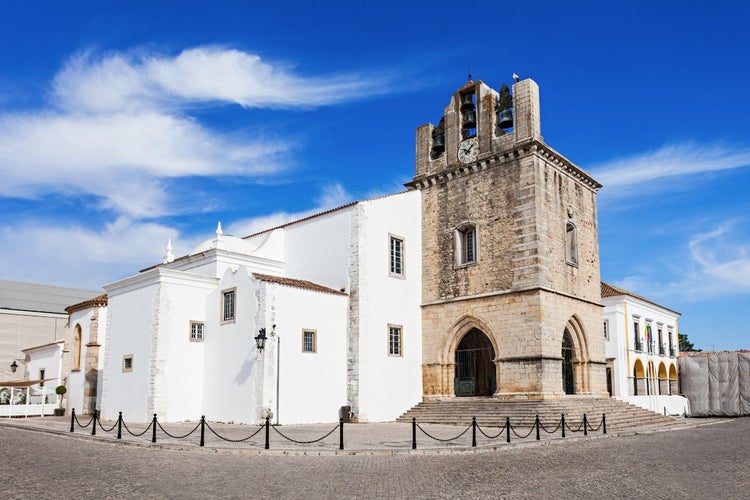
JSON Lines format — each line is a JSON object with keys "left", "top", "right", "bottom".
{"left": 583, "top": 413, "right": 588, "bottom": 436}
{"left": 117, "top": 412, "right": 122, "bottom": 440}
{"left": 152, "top": 414, "right": 157, "bottom": 443}
{"left": 200, "top": 416, "right": 205, "bottom": 447}
{"left": 264, "top": 417, "right": 270, "bottom": 450}
{"left": 561, "top": 414, "right": 566, "bottom": 438}
{"left": 339, "top": 418, "right": 344, "bottom": 451}
{"left": 472, "top": 417, "right": 477, "bottom": 447}
{"left": 505, "top": 417, "right": 511, "bottom": 443}
{"left": 91, "top": 410, "right": 98, "bottom": 436}
{"left": 70, "top": 408, "right": 75, "bottom": 433}
{"left": 412, "top": 417, "right": 417, "bottom": 450}
{"left": 535, "top": 415, "right": 540, "bottom": 441}
{"left": 602, "top": 413, "right": 606, "bottom": 435}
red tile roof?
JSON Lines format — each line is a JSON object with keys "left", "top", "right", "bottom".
{"left": 252, "top": 273, "right": 347, "bottom": 296}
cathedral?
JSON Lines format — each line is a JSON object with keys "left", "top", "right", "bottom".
{"left": 63, "top": 77, "right": 617, "bottom": 424}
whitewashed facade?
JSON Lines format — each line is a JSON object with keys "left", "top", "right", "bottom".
{"left": 602, "top": 282, "right": 687, "bottom": 415}
{"left": 98, "top": 191, "right": 422, "bottom": 424}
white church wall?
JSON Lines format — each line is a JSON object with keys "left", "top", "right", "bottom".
{"left": 101, "top": 274, "right": 160, "bottom": 422}
{"left": 355, "top": 192, "right": 423, "bottom": 422}
{"left": 283, "top": 207, "right": 354, "bottom": 291}
{"left": 201, "top": 267, "right": 260, "bottom": 424}
{"left": 66, "top": 306, "right": 101, "bottom": 413}
{"left": 156, "top": 274, "right": 216, "bottom": 421}
{"left": 268, "top": 284, "right": 348, "bottom": 425}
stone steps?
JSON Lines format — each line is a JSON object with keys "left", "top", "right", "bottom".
{"left": 396, "top": 397, "right": 686, "bottom": 431}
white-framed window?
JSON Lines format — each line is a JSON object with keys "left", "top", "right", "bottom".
{"left": 122, "top": 355, "right": 134, "bottom": 373}
{"left": 222, "top": 288, "right": 236, "bottom": 323}
{"left": 454, "top": 222, "right": 478, "bottom": 266}
{"left": 565, "top": 221, "right": 578, "bottom": 266}
{"left": 302, "top": 329, "right": 317, "bottom": 353}
{"left": 389, "top": 235, "right": 405, "bottom": 277}
{"left": 633, "top": 317, "right": 642, "bottom": 351}
{"left": 388, "top": 324, "right": 403, "bottom": 357}
{"left": 190, "top": 321, "right": 204, "bottom": 342}
{"left": 603, "top": 320, "right": 609, "bottom": 341}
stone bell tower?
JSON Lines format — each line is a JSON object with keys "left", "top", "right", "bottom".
{"left": 406, "top": 77, "right": 607, "bottom": 400}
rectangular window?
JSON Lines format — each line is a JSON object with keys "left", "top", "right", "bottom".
{"left": 633, "top": 320, "right": 642, "bottom": 351}
{"left": 190, "top": 321, "right": 204, "bottom": 342}
{"left": 603, "top": 320, "right": 609, "bottom": 341}
{"left": 222, "top": 289, "right": 236, "bottom": 323}
{"left": 388, "top": 325, "right": 403, "bottom": 357}
{"left": 302, "top": 330, "right": 317, "bottom": 353}
{"left": 390, "top": 236, "right": 404, "bottom": 277}
{"left": 122, "top": 355, "right": 133, "bottom": 373}
{"left": 455, "top": 223, "right": 478, "bottom": 266}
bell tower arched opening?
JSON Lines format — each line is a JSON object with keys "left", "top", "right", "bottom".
{"left": 454, "top": 328, "right": 496, "bottom": 397}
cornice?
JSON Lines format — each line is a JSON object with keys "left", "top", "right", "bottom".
{"left": 406, "top": 139, "right": 602, "bottom": 192}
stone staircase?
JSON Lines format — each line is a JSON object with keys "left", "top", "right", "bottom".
{"left": 396, "top": 397, "right": 689, "bottom": 432}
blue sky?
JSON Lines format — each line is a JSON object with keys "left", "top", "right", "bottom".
{"left": 1, "top": 1, "right": 748, "bottom": 350}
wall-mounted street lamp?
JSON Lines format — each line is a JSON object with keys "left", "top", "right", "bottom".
{"left": 255, "top": 328, "right": 267, "bottom": 351}
{"left": 10, "top": 360, "right": 18, "bottom": 373}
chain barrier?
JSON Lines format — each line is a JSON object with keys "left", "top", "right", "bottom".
{"left": 415, "top": 422, "right": 472, "bottom": 442}
{"left": 71, "top": 409, "right": 95, "bottom": 429}
{"left": 271, "top": 422, "right": 340, "bottom": 444}
{"left": 538, "top": 418, "right": 562, "bottom": 434}
{"left": 509, "top": 421, "right": 536, "bottom": 439}
{"left": 97, "top": 414, "right": 119, "bottom": 433}
{"left": 205, "top": 421, "right": 265, "bottom": 443}
{"left": 156, "top": 420, "right": 201, "bottom": 440}
{"left": 67, "top": 409, "right": 605, "bottom": 450}
{"left": 121, "top": 419, "right": 154, "bottom": 437}
{"left": 476, "top": 423, "right": 505, "bottom": 439}
{"left": 564, "top": 417, "right": 585, "bottom": 433}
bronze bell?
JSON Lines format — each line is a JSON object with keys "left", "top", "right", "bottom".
{"left": 497, "top": 108, "right": 513, "bottom": 129}
{"left": 431, "top": 133, "right": 445, "bottom": 155}
{"left": 462, "top": 109, "right": 477, "bottom": 129}
{"left": 460, "top": 92, "right": 475, "bottom": 110}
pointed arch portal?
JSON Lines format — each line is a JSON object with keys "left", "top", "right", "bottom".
{"left": 454, "top": 329, "right": 496, "bottom": 397}
{"left": 562, "top": 329, "right": 575, "bottom": 394}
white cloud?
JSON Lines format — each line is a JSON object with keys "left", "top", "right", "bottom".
{"left": 619, "top": 220, "right": 750, "bottom": 302}
{"left": 226, "top": 182, "right": 354, "bottom": 236}
{"left": 590, "top": 142, "right": 750, "bottom": 194}
{"left": 0, "top": 217, "right": 180, "bottom": 290}
{"left": 53, "top": 47, "right": 388, "bottom": 113}
{"left": 0, "top": 46, "right": 393, "bottom": 219}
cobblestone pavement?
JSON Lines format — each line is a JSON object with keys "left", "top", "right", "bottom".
{"left": 1, "top": 416, "right": 748, "bottom": 499}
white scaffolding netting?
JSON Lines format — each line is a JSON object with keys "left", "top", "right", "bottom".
{"left": 679, "top": 351, "right": 750, "bottom": 417}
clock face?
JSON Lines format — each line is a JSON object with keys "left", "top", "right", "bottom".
{"left": 457, "top": 138, "right": 478, "bottom": 163}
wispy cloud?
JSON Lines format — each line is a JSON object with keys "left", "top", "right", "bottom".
{"left": 0, "top": 217, "right": 178, "bottom": 289}
{"left": 226, "top": 182, "right": 354, "bottom": 236}
{"left": 0, "top": 46, "right": 393, "bottom": 218}
{"left": 53, "top": 47, "right": 389, "bottom": 113}
{"left": 616, "top": 219, "right": 750, "bottom": 302}
{"left": 590, "top": 142, "right": 750, "bottom": 194}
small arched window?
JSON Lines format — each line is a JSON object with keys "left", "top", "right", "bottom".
{"left": 454, "top": 222, "right": 478, "bottom": 266}
{"left": 72, "top": 324, "right": 82, "bottom": 371}
{"left": 565, "top": 221, "right": 578, "bottom": 266}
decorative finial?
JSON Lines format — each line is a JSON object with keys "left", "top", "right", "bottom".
{"left": 216, "top": 221, "right": 223, "bottom": 238}
{"left": 513, "top": 73, "right": 520, "bottom": 83}
{"left": 163, "top": 238, "right": 175, "bottom": 264}
{"left": 467, "top": 66, "right": 472, "bottom": 83}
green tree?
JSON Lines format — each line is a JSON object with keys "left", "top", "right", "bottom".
{"left": 679, "top": 333, "right": 702, "bottom": 352}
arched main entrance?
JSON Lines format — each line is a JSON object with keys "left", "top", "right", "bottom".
{"left": 454, "top": 329, "right": 496, "bottom": 397}
{"left": 562, "top": 329, "right": 575, "bottom": 394}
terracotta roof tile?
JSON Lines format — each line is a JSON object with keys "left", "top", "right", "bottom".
{"left": 252, "top": 273, "right": 347, "bottom": 296}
